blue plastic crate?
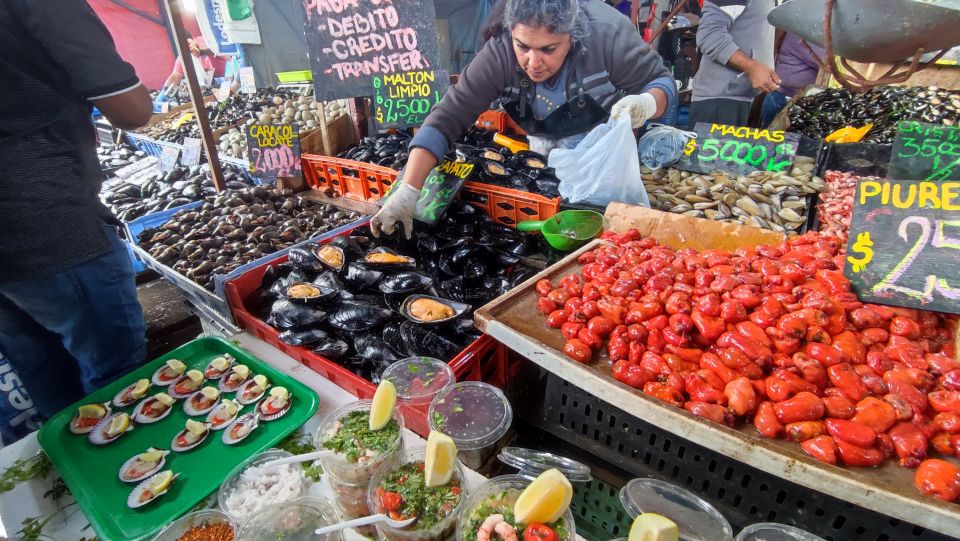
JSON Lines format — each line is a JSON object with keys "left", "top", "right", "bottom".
{"left": 219, "top": 154, "right": 272, "bottom": 186}
{"left": 122, "top": 201, "right": 203, "bottom": 274}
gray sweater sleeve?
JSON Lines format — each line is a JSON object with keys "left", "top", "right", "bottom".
{"left": 604, "top": 15, "right": 672, "bottom": 96}
{"left": 696, "top": 0, "right": 746, "bottom": 67}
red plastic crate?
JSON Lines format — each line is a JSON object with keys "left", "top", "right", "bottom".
{"left": 459, "top": 181, "right": 562, "bottom": 227}
{"left": 301, "top": 154, "right": 398, "bottom": 201}
{"left": 223, "top": 233, "right": 513, "bottom": 436}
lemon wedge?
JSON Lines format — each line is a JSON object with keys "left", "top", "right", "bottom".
{"left": 514, "top": 468, "right": 573, "bottom": 524}
{"left": 154, "top": 393, "right": 175, "bottom": 406}
{"left": 210, "top": 356, "right": 230, "bottom": 371}
{"left": 131, "top": 379, "right": 150, "bottom": 398}
{"left": 185, "top": 419, "right": 206, "bottom": 435}
{"left": 107, "top": 413, "right": 131, "bottom": 437}
{"left": 185, "top": 370, "right": 203, "bottom": 384}
{"left": 252, "top": 374, "right": 268, "bottom": 390}
{"left": 147, "top": 470, "right": 174, "bottom": 493}
{"left": 369, "top": 380, "right": 397, "bottom": 431}
{"left": 200, "top": 387, "right": 219, "bottom": 400}
{"left": 78, "top": 404, "right": 106, "bottom": 419}
{"left": 220, "top": 399, "right": 238, "bottom": 416}
{"left": 139, "top": 449, "right": 165, "bottom": 463}
{"left": 628, "top": 513, "right": 679, "bottom": 541}
{"left": 165, "top": 359, "right": 186, "bottom": 374}
{"left": 424, "top": 430, "right": 457, "bottom": 487}
{"left": 232, "top": 365, "right": 250, "bottom": 379}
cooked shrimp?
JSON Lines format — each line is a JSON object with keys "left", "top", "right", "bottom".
{"left": 477, "top": 514, "right": 518, "bottom": 541}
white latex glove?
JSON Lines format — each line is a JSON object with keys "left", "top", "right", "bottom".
{"left": 610, "top": 93, "right": 658, "bottom": 129}
{"left": 370, "top": 181, "right": 420, "bottom": 239}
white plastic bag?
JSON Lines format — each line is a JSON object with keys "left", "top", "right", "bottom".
{"left": 551, "top": 117, "right": 650, "bottom": 208}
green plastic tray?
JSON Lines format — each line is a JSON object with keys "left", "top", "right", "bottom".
{"left": 276, "top": 70, "right": 313, "bottom": 83}
{"left": 37, "top": 337, "right": 319, "bottom": 541}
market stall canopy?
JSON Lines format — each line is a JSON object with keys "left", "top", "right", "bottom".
{"left": 767, "top": 0, "right": 960, "bottom": 63}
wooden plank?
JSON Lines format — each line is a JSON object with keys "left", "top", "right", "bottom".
{"left": 474, "top": 203, "right": 960, "bottom": 537}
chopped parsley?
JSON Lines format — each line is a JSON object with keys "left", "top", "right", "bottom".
{"left": 377, "top": 462, "right": 461, "bottom": 530}
{"left": 432, "top": 411, "right": 446, "bottom": 431}
{"left": 321, "top": 410, "right": 400, "bottom": 463}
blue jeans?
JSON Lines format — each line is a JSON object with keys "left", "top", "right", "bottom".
{"left": 0, "top": 222, "right": 146, "bottom": 418}
{"left": 762, "top": 91, "right": 790, "bottom": 127}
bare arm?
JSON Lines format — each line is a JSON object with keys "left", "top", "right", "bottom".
{"left": 93, "top": 84, "right": 153, "bottom": 129}
{"left": 402, "top": 147, "right": 440, "bottom": 190}
{"left": 649, "top": 88, "right": 668, "bottom": 117}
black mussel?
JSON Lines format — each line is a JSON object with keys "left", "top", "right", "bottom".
{"left": 354, "top": 331, "right": 397, "bottom": 363}
{"left": 279, "top": 328, "right": 329, "bottom": 347}
{"left": 382, "top": 319, "right": 409, "bottom": 357}
{"left": 480, "top": 148, "right": 506, "bottom": 162}
{"left": 495, "top": 250, "right": 521, "bottom": 267}
{"left": 535, "top": 178, "right": 561, "bottom": 197}
{"left": 344, "top": 263, "right": 384, "bottom": 290}
{"left": 312, "top": 270, "right": 348, "bottom": 292}
{"left": 360, "top": 247, "right": 416, "bottom": 269}
{"left": 399, "top": 320, "right": 462, "bottom": 359}
{"left": 312, "top": 244, "right": 348, "bottom": 272}
{"left": 260, "top": 264, "right": 291, "bottom": 292}
{"left": 288, "top": 247, "right": 323, "bottom": 272}
{"left": 383, "top": 292, "right": 408, "bottom": 312}
{"left": 268, "top": 274, "right": 295, "bottom": 298}
{"left": 463, "top": 258, "right": 487, "bottom": 280}
{"left": 313, "top": 338, "right": 349, "bottom": 360}
{"left": 509, "top": 266, "right": 538, "bottom": 287}
{"left": 455, "top": 144, "right": 479, "bottom": 162}
{"left": 378, "top": 271, "right": 433, "bottom": 294}
{"left": 327, "top": 300, "right": 393, "bottom": 333}
{"left": 266, "top": 299, "right": 328, "bottom": 329}
{"left": 401, "top": 294, "right": 470, "bottom": 325}
{"left": 503, "top": 235, "right": 540, "bottom": 256}
{"left": 285, "top": 282, "right": 337, "bottom": 304}
{"left": 481, "top": 159, "right": 511, "bottom": 180}
{"left": 416, "top": 234, "right": 442, "bottom": 254}
{"left": 513, "top": 150, "right": 548, "bottom": 170}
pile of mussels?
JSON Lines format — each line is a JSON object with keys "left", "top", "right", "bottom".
{"left": 787, "top": 85, "right": 959, "bottom": 144}
{"left": 101, "top": 162, "right": 254, "bottom": 222}
{"left": 136, "top": 186, "right": 362, "bottom": 290}
{"left": 97, "top": 141, "right": 147, "bottom": 174}
{"left": 255, "top": 202, "right": 539, "bottom": 381}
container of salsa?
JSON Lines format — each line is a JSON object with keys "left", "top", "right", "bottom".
{"left": 150, "top": 509, "right": 236, "bottom": 541}
{"left": 428, "top": 382, "right": 512, "bottom": 469}
{"left": 315, "top": 400, "right": 404, "bottom": 525}
{"left": 368, "top": 447, "right": 466, "bottom": 541}
{"left": 456, "top": 475, "right": 576, "bottom": 541}
{"left": 619, "top": 478, "right": 733, "bottom": 541}
{"left": 381, "top": 357, "right": 455, "bottom": 407}
{"left": 735, "top": 523, "right": 826, "bottom": 541}
{"left": 235, "top": 497, "right": 341, "bottom": 541}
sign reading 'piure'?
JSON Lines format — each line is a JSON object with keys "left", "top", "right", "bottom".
{"left": 844, "top": 178, "right": 960, "bottom": 315}
{"left": 889, "top": 120, "right": 960, "bottom": 181}
{"left": 302, "top": 0, "right": 442, "bottom": 100}
{"left": 373, "top": 69, "right": 448, "bottom": 128}
{"left": 245, "top": 124, "right": 302, "bottom": 181}
{"left": 677, "top": 123, "right": 800, "bottom": 176}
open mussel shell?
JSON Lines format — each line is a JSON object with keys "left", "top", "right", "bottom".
{"left": 119, "top": 449, "right": 169, "bottom": 483}
{"left": 222, "top": 412, "right": 259, "bottom": 445}
{"left": 127, "top": 471, "right": 179, "bottom": 509}
{"left": 204, "top": 354, "right": 234, "bottom": 380}
{"left": 312, "top": 244, "right": 348, "bottom": 272}
{"left": 218, "top": 367, "right": 249, "bottom": 393}
{"left": 400, "top": 294, "right": 470, "bottom": 325}
{"left": 183, "top": 389, "right": 220, "bottom": 416}
{"left": 513, "top": 150, "right": 548, "bottom": 169}
{"left": 133, "top": 398, "right": 174, "bottom": 424}
{"left": 480, "top": 148, "right": 507, "bottom": 162}
{"left": 88, "top": 413, "right": 135, "bottom": 445}
{"left": 359, "top": 247, "right": 416, "bottom": 269}
{"left": 168, "top": 374, "right": 206, "bottom": 399}
{"left": 69, "top": 403, "right": 111, "bottom": 435}
{"left": 256, "top": 394, "right": 292, "bottom": 422}
{"left": 481, "top": 159, "right": 512, "bottom": 180}
{"left": 113, "top": 381, "right": 151, "bottom": 408}
{"left": 207, "top": 402, "right": 239, "bottom": 430}
{"left": 171, "top": 423, "right": 211, "bottom": 452}
{"left": 236, "top": 379, "right": 270, "bottom": 405}
{"left": 285, "top": 282, "right": 337, "bottom": 304}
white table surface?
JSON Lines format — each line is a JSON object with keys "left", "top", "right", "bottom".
{"left": 0, "top": 331, "right": 491, "bottom": 541}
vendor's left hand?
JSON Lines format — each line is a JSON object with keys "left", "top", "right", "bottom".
{"left": 610, "top": 93, "right": 658, "bottom": 129}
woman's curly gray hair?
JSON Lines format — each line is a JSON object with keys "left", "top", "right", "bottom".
{"left": 502, "top": 0, "right": 585, "bottom": 38}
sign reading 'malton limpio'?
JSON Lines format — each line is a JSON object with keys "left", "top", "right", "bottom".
{"left": 302, "top": 0, "right": 441, "bottom": 101}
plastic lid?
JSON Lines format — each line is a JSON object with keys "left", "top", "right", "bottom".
{"left": 428, "top": 382, "right": 512, "bottom": 451}
{"left": 236, "top": 497, "right": 340, "bottom": 541}
{"left": 734, "top": 523, "right": 827, "bottom": 541}
{"left": 381, "top": 357, "right": 455, "bottom": 405}
{"left": 619, "top": 478, "right": 733, "bottom": 541}
{"left": 498, "top": 447, "right": 592, "bottom": 482}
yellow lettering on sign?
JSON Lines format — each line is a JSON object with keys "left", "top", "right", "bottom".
{"left": 250, "top": 124, "right": 295, "bottom": 147}
{"left": 707, "top": 123, "right": 786, "bottom": 142}
{"left": 943, "top": 182, "right": 960, "bottom": 210}
{"left": 859, "top": 181, "right": 882, "bottom": 205}
{"left": 918, "top": 182, "right": 941, "bottom": 209}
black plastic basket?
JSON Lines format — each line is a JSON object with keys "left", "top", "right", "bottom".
{"left": 540, "top": 374, "right": 957, "bottom": 541}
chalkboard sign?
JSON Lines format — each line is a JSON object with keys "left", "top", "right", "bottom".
{"left": 381, "top": 160, "right": 474, "bottom": 225}
{"left": 302, "top": 0, "right": 442, "bottom": 101}
{"left": 245, "top": 124, "right": 302, "bottom": 181}
{"left": 372, "top": 70, "right": 448, "bottom": 128}
{"left": 181, "top": 138, "right": 202, "bottom": 167}
{"left": 677, "top": 122, "right": 801, "bottom": 175}
{"left": 158, "top": 146, "right": 180, "bottom": 172}
{"left": 889, "top": 121, "right": 960, "bottom": 181}
{"left": 844, "top": 178, "right": 960, "bottom": 315}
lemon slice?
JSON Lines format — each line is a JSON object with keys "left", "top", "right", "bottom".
{"left": 232, "top": 365, "right": 250, "bottom": 379}
{"left": 210, "top": 356, "right": 230, "bottom": 371}
{"left": 424, "top": 430, "right": 457, "bottom": 487}
{"left": 252, "top": 374, "right": 268, "bottom": 390}
{"left": 78, "top": 404, "right": 106, "bottom": 419}
{"left": 220, "top": 399, "right": 238, "bottom": 416}
{"left": 514, "top": 468, "right": 573, "bottom": 524}
{"left": 628, "top": 513, "right": 679, "bottom": 541}
{"left": 148, "top": 470, "right": 174, "bottom": 493}
{"left": 107, "top": 413, "right": 131, "bottom": 437}
{"left": 131, "top": 379, "right": 150, "bottom": 398}
{"left": 185, "top": 370, "right": 203, "bottom": 384}
{"left": 165, "top": 359, "right": 186, "bottom": 374}
{"left": 185, "top": 419, "right": 207, "bottom": 435}
{"left": 200, "top": 387, "right": 220, "bottom": 400}
{"left": 139, "top": 449, "right": 165, "bottom": 463}
{"left": 154, "top": 393, "right": 175, "bottom": 407}
{"left": 369, "top": 380, "right": 397, "bottom": 431}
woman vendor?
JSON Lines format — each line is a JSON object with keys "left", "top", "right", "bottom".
{"left": 371, "top": 0, "right": 677, "bottom": 237}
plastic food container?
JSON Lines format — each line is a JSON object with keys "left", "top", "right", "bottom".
{"left": 735, "top": 523, "right": 827, "bottom": 541}
{"left": 150, "top": 509, "right": 236, "bottom": 541}
{"left": 456, "top": 475, "right": 577, "bottom": 541}
{"left": 315, "top": 400, "right": 405, "bottom": 523}
{"left": 218, "top": 448, "right": 307, "bottom": 522}
{"left": 368, "top": 447, "right": 467, "bottom": 541}
{"left": 428, "top": 382, "right": 512, "bottom": 469}
{"left": 381, "top": 357, "right": 455, "bottom": 406}
{"left": 619, "top": 478, "right": 733, "bottom": 541}
{"left": 236, "top": 497, "right": 341, "bottom": 541}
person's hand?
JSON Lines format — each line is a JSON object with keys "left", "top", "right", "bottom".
{"left": 370, "top": 182, "right": 420, "bottom": 239}
{"left": 610, "top": 93, "right": 658, "bottom": 129}
{"left": 746, "top": 62, "right": 781, "bottom": 93}
{"left": 188, "top": 38, "right": 201, "bottom": 57}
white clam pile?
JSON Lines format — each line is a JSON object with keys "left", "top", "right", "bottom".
{"left": 220, "top": 97, "right": 348, "bottom": 160}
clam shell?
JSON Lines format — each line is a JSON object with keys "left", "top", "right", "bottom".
{"left": 236, "top": 379, "right": 269, "bottom": 405}
{"left": 151, "top": 365, "right": 184, "bottom": 386}
{"left": 222, "top": 413, "right": 259, "bottom": 445}
{"left": 88, "top": 413, "right": 135, "bottom": 445}
{"left": 119, "top": 449, "right": 169, "bottom": 483}
{"left": 113, "top": 381, "right": 151, "bottom": 408}
{"left": 218, "top": 368, "right": 250, "bottom": 393}
{"left": 171, "top": 423, "right": 210, "bottom": 452}
{"left": 133, "top": 398, "right": 174, "bottom": 424}
{"left": 204, "top": 354, "right": 235, "bottom": 380}
{"left": 256, "top": 394, "right": 292, "bottom": 422}
{"left": 183, "top": 389, "right": 220, "bottom": 416}
{"left": 168, "top": 374, "right": 206, "bottom": 399}
{"left": 69, "top": 403, "right": 111, "bottom": 435}
{"left": 127, "top": 471, "right": 179, "bottom": 509}
{"left": 207, "top": 402, "right": 239, "bottom": 430}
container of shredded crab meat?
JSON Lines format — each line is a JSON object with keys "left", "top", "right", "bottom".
{"left": 235, "top": 497, "right": 341, "bottom": 541}
{"left": 151, "top": 509, "right": 236, "bottom": 541}
{"left": 217, "top": 449, "right": 307, "bottom": 522}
